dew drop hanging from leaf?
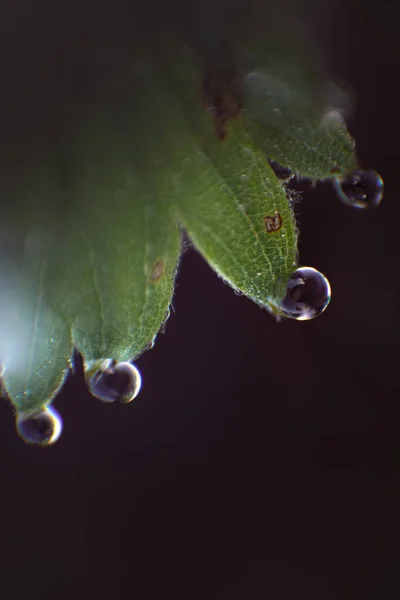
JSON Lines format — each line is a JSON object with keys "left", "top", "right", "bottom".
{"left": 278, "top": 267, "right": 331, "bottom": 321}
{"left": 87, "top": 360, "right": 142, "bottom": 404}
{"left": 333, "top": 169, "right": 384, "bottom": 209}
{"left": 16, "top": 406, "right": 63, "bottom": 446}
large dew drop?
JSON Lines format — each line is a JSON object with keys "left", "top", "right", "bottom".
{"left": 333, "top": 169, "right": 383, "bottom": 209}
{"left": 279, "top": 267, "right": 331, "bottom": 320}
{"left": 88, "top": 360, "right": 142, "bottom": 404}
{"left": 16, "top": 406, "right": 63, "bottom": 446}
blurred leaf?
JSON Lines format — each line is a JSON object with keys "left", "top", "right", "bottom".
{"left": 241, "top": 66, "right": 357, "bottom": 179}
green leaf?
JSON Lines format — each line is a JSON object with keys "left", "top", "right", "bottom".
{"left": 163, "top": 10, "right": 358, "bottom": 180}
{"left": 0, "top": 261, "right": 72, "bottom": 414}
{"left": 174, "top": 119, "right": 297, "bottom": 309}
{"left": 1, "top": 101, "right": 182, "bottom": 414}
{"left": 241, "top": 66, "right": 357, "bottom": 179}
{"left": 0, "top": 20, "right": 357, "bottom": 428}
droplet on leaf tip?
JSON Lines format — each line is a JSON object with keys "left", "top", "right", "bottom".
{"left": 333, "top": 169, "right": 383, "bottom": 209}
{"left": 88, "top": 360, "right": 142, "bottom": 404}
{"left": 279, "top": 266, "right": 331, "bottom": 321}
{"left": 16, "top": 405, "right": 63, "bottom": 446}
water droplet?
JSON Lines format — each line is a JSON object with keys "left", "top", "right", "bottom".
{"left": 279, "top": 267, "right": 331, "bottom": 320}
{"left": 333, "top": 169, "right": 383, "bottom": 209}
{"left": 88, "top": 360, "right": 142, "bottom": 404}
{"left": 16, "top": 406, "right": 63, "bottom": 446}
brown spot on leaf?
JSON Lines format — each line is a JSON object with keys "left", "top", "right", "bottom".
{"left": 330, "top": 165, "right": 341, "bottom": 175}
{"left": 150, "top": 259, "right": 165, "bottom": 282}
{"left": 264, "top": 213, "right": 283, "bottom": 233}
{"left": 201, "top": 68, "right": 242, "bottom": 140}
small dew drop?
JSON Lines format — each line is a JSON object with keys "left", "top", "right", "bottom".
{"left": 89, "top": 360, "right": 142, "bottom": 404}
{"left": 279, "top": 267, "right": 331, "bottom": 321}
{"left": 16, "top": 406, "right": 63, "bottom": 446}
{"left": 333, "top": 169, "right": 383, "bottom": 209}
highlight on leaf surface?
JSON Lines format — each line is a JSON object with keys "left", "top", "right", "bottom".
{"left": 0, "top": 4, "right": 383, "bottom": 444}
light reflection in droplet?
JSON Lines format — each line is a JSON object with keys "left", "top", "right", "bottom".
{"left": 279, "top": 266, "right": 331, "bottom": 321}
{"left": 88, "top": 359, "right": 142, "bottom": 404}
{"left": 333, "top": 169, "right": 383, "bottom": 209}
{"left": 16, "top": 405, "right": 63, "bottom": 446}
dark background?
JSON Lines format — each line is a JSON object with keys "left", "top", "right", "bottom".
{"left": 1, "top": 1, "right": 399, "bottom": 598}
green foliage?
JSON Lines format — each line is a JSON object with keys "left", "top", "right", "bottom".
{"left": 0, "top": 23, "right": 356, "bottom": 417}
{"left": 242, "top": 67, "right": 357, "bottom": 179}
